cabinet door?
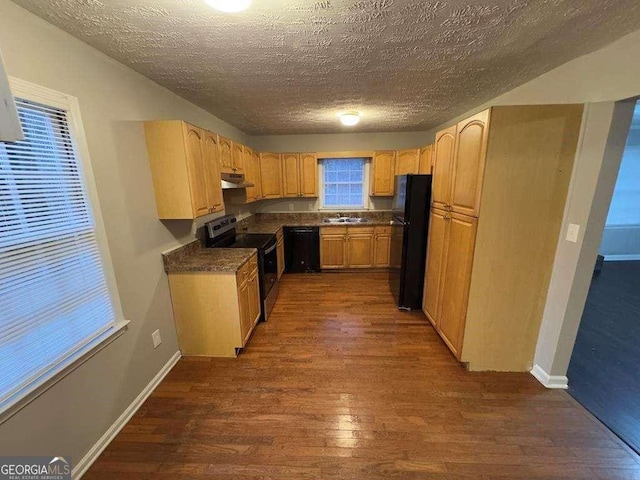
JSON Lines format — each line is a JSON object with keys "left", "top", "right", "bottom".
{"left": 432, "top": 125, "right": 456, "bottom": 210}
{"left": 451, "top": 109, "right": 490, "bottom": 217}
{"left": 320, "top": 234, "right": 347, "bottom": 269}
{"left": 299, "top": 153, "right": 318, "bottom": 197}
{"left": 347, "top": 230, "right": 374, "bottom": 268}
{"left": 252, "top": 150, "right": 263, "bottom": 201}
{"left": 419, "top": 145, "right": 433, "bottom": 174}
{"left": 232, "top": 142, "right": 244, "bottom": 173}
{"left": 237, "top": 280, "right": 252, "bottom": 346}
{"left": 396, "top": 149, "right": 420, "bottom": 175}
{"left": 374, "top": 233, "right": 391, "bottom": 267}
{"left": 277, "top": 236, "right": 285, "bottom": 279}
{"left": 183, "top": 124, "right": 209, "bottom": 217}
{"left": 261, "top": 153, "right": 283, "bottom": 198}
{"left": 244, "top": 147, "right": 261, "bottom": 203}
{"left": 248, "top": 267, "right": 261, "bottom": 327}
{"left": 370, "top": 151, "right": 396, "bottom": 196}
{"left": 218, "top": 136, "right": 233, "bottom": 173}
{"left": 422, "top": 208, "right": 448, "bottom": 328}
{"left": 438, "top": 213, "right": 477, "bottom": 359}
{"left": 202, "top": 131, "right": 224, "bottom": 213}
{"left": 282, "top": 153, "right": 300, "bottom": 197}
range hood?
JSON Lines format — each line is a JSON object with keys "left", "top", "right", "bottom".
{"left": 221, "top": 172, "right": 254, "bottom": 190}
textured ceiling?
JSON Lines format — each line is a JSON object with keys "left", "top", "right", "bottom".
{"left": 11, "top": 0, "right": 640, "bottom": 134}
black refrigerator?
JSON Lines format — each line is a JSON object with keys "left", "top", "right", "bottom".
{"left": 389, "top": 174, "right": 433, "bottom": 310}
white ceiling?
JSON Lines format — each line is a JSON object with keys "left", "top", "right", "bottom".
{"left": 11, "top": 0, "right": 640, "bottom": 135}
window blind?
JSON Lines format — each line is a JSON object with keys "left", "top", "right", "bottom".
{"left": 0, "top": 97, "right": 116, "bottom": 409}
{"left": 323, "top": 158, "right": 366, "bottom": 208}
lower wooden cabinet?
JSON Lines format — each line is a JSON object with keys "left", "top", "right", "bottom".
{"left": 320, "top": 226, "right": 390, "bottom": 269}
{"left": 168, "top": 253, "right": 261, "bottom": 357}
{"left": 422, "top": 208, "right": 478, "bottom": 359}
{"left": 276, "top": 228, "right": 285, "bottom": 278}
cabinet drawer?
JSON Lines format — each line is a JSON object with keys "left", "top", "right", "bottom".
{"left": 348, "top": 226, "right": 374, "bottom": 234}
{"left": 321, "top": 226, "right": 348, "bottom": 235}
{"left": 374, "top": 226, "right": 392, "bottom": 235}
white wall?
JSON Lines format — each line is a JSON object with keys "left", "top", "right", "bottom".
{"left": 0, "top": 0, "right": 249, "bottom": 465}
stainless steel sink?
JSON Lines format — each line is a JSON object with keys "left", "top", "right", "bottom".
{"left": 322, "top": 217, "right": 370, "bottom": 224}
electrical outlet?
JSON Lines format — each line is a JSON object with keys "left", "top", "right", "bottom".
{"left": 308, "top": 203, "right": 314, "bottom": 211}
{"left": 288, "top": 203, "right": 294, "bottom": 211}
{"left": 566, "top": 223, "right": 580, "bottom": 243}
{"left": 152, "top": 329, "right": 162, "bottom": 349}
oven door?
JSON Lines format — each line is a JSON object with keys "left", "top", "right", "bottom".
{"left": 261, "top": 238, "right": 278, "bottom": 299}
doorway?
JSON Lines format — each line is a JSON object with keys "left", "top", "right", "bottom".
{"left": 567, "top": 100, "right": 640, "bottom": 454}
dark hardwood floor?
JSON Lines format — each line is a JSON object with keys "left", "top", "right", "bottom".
{"left": 568, "top": 261, "right": 640, "bottom": 455}
{"left": 85, "top": 273, "right": 640, "bottom": 479}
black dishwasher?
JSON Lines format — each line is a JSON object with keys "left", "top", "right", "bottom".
{"left": 284, "top": 226, "right": 320, "bottom": 273}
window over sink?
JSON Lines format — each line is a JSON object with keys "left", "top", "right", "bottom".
{"left": 320, "top": 158, "right": 367, "bottom": 210}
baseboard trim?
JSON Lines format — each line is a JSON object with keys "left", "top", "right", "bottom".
{"left": 603, "top": 254, "right": 640, "bottom": 262}
{"left": 73, "top": 351, "right": 182, "bottom": 479}
{"left": 530, "top": 364, "right": 568, "bottom": 389}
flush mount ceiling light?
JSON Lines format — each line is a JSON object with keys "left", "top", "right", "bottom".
{"left": 339, "top": 112, "right": 361, "bottom": 127}
{"left": 205, "top": 0, "right": 253, "bottom": 13}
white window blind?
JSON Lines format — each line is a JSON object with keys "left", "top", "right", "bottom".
{"left": 0, "top": 97, "right": 116, "bottom": 409}
{"left": 322, "top": 158, "right": 366, "bottom": 209}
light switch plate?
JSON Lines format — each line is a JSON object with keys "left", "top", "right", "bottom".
{"left": 152, "top": 329, "right": 162, "bottom": 349}
{"left": 566, "top": 223, "right": 580, "bottom": 243}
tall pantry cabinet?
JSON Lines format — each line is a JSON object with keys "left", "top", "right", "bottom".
{"left": 423, "top": 105, "right": 584, "bottom": 372}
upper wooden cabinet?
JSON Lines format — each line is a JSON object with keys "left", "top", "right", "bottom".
{"left": 282, "top": 153, "right": 318, "bottom": 198}
{"left": 218, "top": 136, "right": 233, "bottom": 173}
{"left": 450, "top": 110, "right": 490, "bottom": 217}
{"left": 144, "top": 120, "right": 224, "bottom": 219}
{"left": 432, "top": 125, "right": 457, "bottom": 211}
{"left": 370, "top": 151, "right": 396, "bottom": 197}
{"left": 232, "top": 142, "right": 244, "bottom": 173}
{"left": 423, "top": 105, "right": 584, "bottom": 371}
{"left": 260, "top": 152, "right": 283, "bottom": 199}
{"left": 244, "top": 147, "right": 262, "bottom": 203}
{"left": 395, "top": 149, "right": 420, "bottom": 176}
{"left": 419, "top": 145, "right": 433, "bottom": 174}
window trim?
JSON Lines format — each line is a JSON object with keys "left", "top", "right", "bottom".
{"left": 0, "top": 78, "right": 128, "bottom": 424}
{"left": 318, "top": 158, "right": 372, "bottom": 211}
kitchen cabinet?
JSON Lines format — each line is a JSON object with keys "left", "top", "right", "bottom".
{"left": 260, "top": 152, "right": 283, "bottom": 199}
{"left": 422, "top": 105, "right": 584, "bottom": 371}
{"left": 219, "top": 135, "right": 233, "bottom": 173}
{"left": 320, "top": 226, "right": 348, "bottom": 269}
{"left": 144, "top": 120, "right": 224, "bottom": 219}
{"left": 395, "top": 149, "right": 420, "bottom": 176}
{"left": 276, "top": 228, "right": 285, "bottom": 279}
{"left": 244, "top": 146, "right": 262, "bottom": 203}
{"left": 282, "top": 153, "right": 318, "bottom": 197}
{"left": 419, "top": 145, "right": 433, "bottom": 174}
{"left": 373, "top": 226, "right": 392, "bottom": 268}
{"left": 232, "top": 142, "right": 244, "bottom": 174}
{"left": 432, "top": 125, "right": 456, "bottom": 211}
{"left": 370, "top": 151, "right": 396, "bottom": 196}
{"left": 320, "top": 226, "right": 377, "bottom": 269}
{"left": 168, "top": 253, "right": 261, "bottom": 357}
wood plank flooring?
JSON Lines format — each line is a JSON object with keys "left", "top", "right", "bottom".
{"left": 85, "top": 273, "right": 640, "bottom": 480}
{"left": 568, "top": 261, "right": 640, "bottom": 455}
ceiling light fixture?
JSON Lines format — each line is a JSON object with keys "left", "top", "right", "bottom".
{"left": 205, "top": 0, "right": 253, "bottom": 13}
{"left": 339, "top": 112, "right": 360, "bottom": 127}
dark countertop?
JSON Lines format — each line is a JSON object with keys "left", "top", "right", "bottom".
{"left": 237, "top": 212, "right": 393, "bottom": 234}
{"left": 163, "top": 240, "right": 255, "bottom": 273}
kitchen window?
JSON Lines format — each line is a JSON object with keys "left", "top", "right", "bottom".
{"left": 0, "top": 79, "right": 125, "bottom": 418}
{"left": 321, "top": 158, "right": 367, "bottom": 209}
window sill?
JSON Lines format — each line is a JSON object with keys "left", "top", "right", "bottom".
{"left": 0, "top": 320, "right": 130, "bottom": 425}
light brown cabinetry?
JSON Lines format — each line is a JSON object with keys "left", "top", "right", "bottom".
{"left": 244, "top": 147, "right": 263, "bottom": 203}
{"left": 260, "top": 153, "right": 283, "bottom": 199}
{"left": 144, "top": 120, "right": 224, "bottom": 219}
{"left": 282, "top": 153, "right": 318, "bottom": 197}
{"left": 232, "top": 142, "right": 244, "bottom": 174}
{"left": 168, "top": 253, "right": 261, "bottom": 357}
{"left": 218, "top": 136, "right": 233, "bottom": 173}
{"left": 320, "top": 226, "right": 379, "bottom": 269}
{"left": 422, "top": 105, "right": 584, "bottom": 371}
{"left": 373, "top": 226, "right": 392, "bottom": 268}
{"left": 346, "top": 226, "right": 375, "bottom": 268}
{"left": 396, "top": 149, "right": 420, "bottom": 176}
{"left": 370, "top": 151, "right": 396, "bottom": 197}
{"left": 276, "top": 228, "right": 285, "bottom": 279}
{"left": 419, "top": 145, "right": 433, "bottom": 174}
{"left": 320, "top": 226, "right": 348, "bottom": 269}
